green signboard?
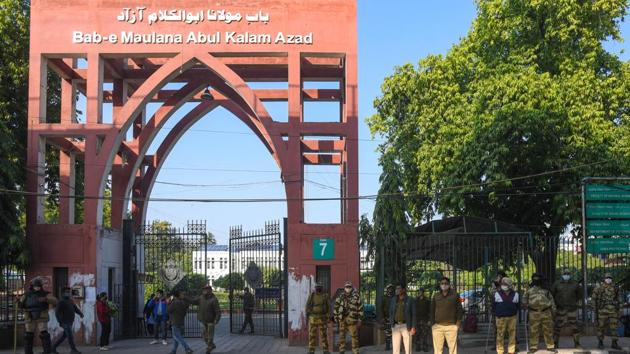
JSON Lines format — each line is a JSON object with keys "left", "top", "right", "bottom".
{"left": 587, "top": 238, "right": 630, "bottom": 254}
{"left": 586, "top": 220, "right": 630, "bottom": 236}
{"left": 585, "top": 184, "right": 630, "bottom": 201}
{"left": 586, "top": 203, "right": 630, "bottom": 218}
{"left": 313, "top": 238, "right": 334, "bottom": 260}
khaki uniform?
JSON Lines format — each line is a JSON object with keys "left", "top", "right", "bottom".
{"left": 592, "top": 283, "right": 622, "bottom": 341}
{"left": 523, "top": 286, "right": 555, "bottom": 351}
{"left": 550, "top": 279, "right": 581, "bottom": 343}
{"left": 306, "top": 291, "right": 330, "bottom": 353}
{"left": 19, "top": 290, "right": 58, "bottom": 354}
{"left": 334, "top": 290, "right": 363, "bottom": 354}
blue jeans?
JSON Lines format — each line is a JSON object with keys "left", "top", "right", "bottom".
{"left": 154, "top": 316, "right": 167, "bottom": 340}
{"left": 53, "top": 323, "right": 77, "bottom": 351}
{"left": 171, "top": 326, "right": 191, "bottom": 353}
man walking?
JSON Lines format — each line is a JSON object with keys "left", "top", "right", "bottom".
{"left": 389, "top": 284, "right": 416, "bottom": 354}
{"left": 52, "top": 287, "right": 84, "bottom": 354}
{"left": 414, "top": 288, "right": 431, "bottom": 352}
{"left": 381, "top": 284, "right": 395, "bottom": 350}
{"left": 190, "top": 285, "right": 221, "bottom": 354}
{"left": 492, "top": 278, "right": 519, "bottom": 354}
{"left": 239, "top": 287, "right": 255, "bottom": 334}
{"left": 522, "top": 273, "right": 556, "bottom": 354}
{"left": 149, "top": 290, "right": 169, "bottom": 345}
{"left": 167, "top": 290, "right": 193, "bottom": 354}
{"left": 18, "top": 278, "right": 58, "bottom": 354}
{"left": 550, "top": 269, "right": 582, "bottom": 349}
{"left": 96, "top": 293, "right": 113, "bottom": 351}
{"left": 429, "top": 277, "right": 463, "bottom": 354}
{"left": 334, "top": 281, "right": 363, "bottom": 354}
{"left": 592, "top": 273, "right": 622, "bottom": 350}
{"left": 306, "top": 282, "right": 330, "bottom": 354}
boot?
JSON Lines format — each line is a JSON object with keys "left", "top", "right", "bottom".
{"left": 24, "top": 332, "right": 35, "bottom": 354}
{"left": 597, "top": 339, "right": 604, "bottom": 349}
{"left": 40, "top": 331, "right": 53, "bottom": 354}
{"left": 573, "top": 337, "right": 581, "bottom": 349}
{"left": 611, "top": 339, "right": 621, "bottom": 350}
{"left": 384, "top": 339, "right": 391, "bottom": 351}
{"left": 553, "top": 335, "right": 559, "bottom": 349}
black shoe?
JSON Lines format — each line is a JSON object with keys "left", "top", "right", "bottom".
{"left": 239, "top": 329, "right": 244, "bottom": 334}
{"left": 611, "top": 339, "right": 621, "bottom": 350}
{"left": 597, "top": 339, "right": 604, "bottom": 349}
{"left": 70, "top": 351, "right": 81, "bottom": 354}
{"left": 40, "top": 332, "right": 52, "bottom": 354}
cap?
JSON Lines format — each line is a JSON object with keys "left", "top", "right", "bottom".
{"left": 562, "top": 268, "right": 571, "bottom": 274}
{"left": 501, "top": 277, "right": 513, "bottom": 287}
{"left": 386, "top": 284, "right": 395, "bottom": 290}
{"left": 344, "top": 281, "right": 353, "bottom": 288}
{"left": 604, "top": 273, "right": 613, "bottom": 279}
{"left": 31, "top": 278, "right": 43, "bottom": 288}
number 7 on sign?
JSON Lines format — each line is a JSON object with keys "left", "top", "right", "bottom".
{"left": 319, "top": 240, "right": 327, "bottom": 256}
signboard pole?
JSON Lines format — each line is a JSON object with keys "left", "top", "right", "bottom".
{"left": 580, "top": 179, "right": 588, "bottom": 320}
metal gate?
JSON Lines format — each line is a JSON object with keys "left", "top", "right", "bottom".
{"left": 228, "top": 220, "right": 285, "bottom": 337}
{"left": 134, "top": 220, "right": 208, "bottom": 337}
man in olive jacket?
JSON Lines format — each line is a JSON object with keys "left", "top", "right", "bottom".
{"left": 430, "top": 277, "right": 463, "bottom": 354}
{"left": 190, "top": 285, "right": 221, "bottom": 354}
{"left": 167, "top": 290, "right": 193, "bottom": 354}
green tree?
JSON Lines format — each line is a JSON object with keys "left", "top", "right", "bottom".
{"left": 214, "top": 272, "right": 244, "bottom": 291}
{"left": 172, "top": 273, "right": 209, "bottom": 297}
{"left": 0, "top": 0, "right": 30, "bottom": 267}
{"left": 368, "top": 0, "right": 630, "bottom": 281}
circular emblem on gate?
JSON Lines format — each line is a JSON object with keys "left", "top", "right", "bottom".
{"left": 159, "top": 259, "right": 186, "bottom": 289}
{"left": 244, "top": 262, "right": 262, "bottom": 288}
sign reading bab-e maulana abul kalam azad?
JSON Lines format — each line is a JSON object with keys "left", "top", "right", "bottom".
{"left": 72, "top": 7, "right": 314, "bottom": 45}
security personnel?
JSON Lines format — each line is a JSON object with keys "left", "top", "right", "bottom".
{"left": 522, "top": 273, "right": 556, "bottom": 354}
{"left": 550, "top": 269, "right": 582, "bottom": 348}
{"left": 239, "top": 287, "right": 255, "bottom": 334}
{"left": 492, "top": 277, "right": 519, "bottom": 354}
{"left": 414, "top": 288, "right": 431, "bottom": 352}
{"left": 18, "top": 278, "right": 58, "bottom": 354}
{"left": 306, "top": 282, "right": 330, "bottom": 354}
{"left": 381, "top": 284, "right": 395, "bottom": 350}
{"left": 592, "top": 273, "right": 622, "bottom": 350}
{"left": 334, "top": 281, "right": 363, "bottom": 354}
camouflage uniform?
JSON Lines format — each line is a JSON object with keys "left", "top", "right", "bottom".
{"left": 306, "top": 289, "right": 330, "bottom": 354}
{"left": 591, "top": 277, "right": 622, "bottom": 349}
{"left": 414, "top": 291, "right": 431, "bottom": 352}
{"left": 18, "top": 279, "right": 58, "bottom": 354}
{"left": 334, "top": 285, "right": 363, "bottom": 354}
{"left": 550, "top": 276, "right": 582, "bottom": 347}
{"left": 523, "top": 283, "right": 556, "bottom": 352}
{"left": 381, "top": 285, "right": 394, "bottom": 350}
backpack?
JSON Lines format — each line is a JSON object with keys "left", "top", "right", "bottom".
{"left": 463, "top": 311, "right": 478, "bottom": 333}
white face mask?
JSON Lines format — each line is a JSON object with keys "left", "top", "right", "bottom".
{"left": 440, "top": 284, "right": 450, "bottom": 291}
{"left": 500, "top": 285, "right": 509, "bottom": 291}
{"left": 605, "top": 278, "right": 613, "bottom": 284}
{"left": 562, "top": 275, "right": 570, "bottom": 281}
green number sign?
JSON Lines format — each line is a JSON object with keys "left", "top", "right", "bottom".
{"left": 313, "top": 238, "right": 334, "bottom": 260}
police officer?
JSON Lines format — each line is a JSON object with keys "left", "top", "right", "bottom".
{"left": 414, "top": 287, "right": 431, "bottom": 352}
{"left": 334, "top": 281, "right": 363, "bottom": 354}
{"left": 522, "top": 273, "right": 557, "bottom": 354}
{"left": 592, "top": 273, "right": 622, "bottom": 350}
{"left": 550, "top": 268, "right": 582, "bottom": 349}
{"left": 306, "top": 282, "right": 330, "bottom": 354}
{"left": 18, "top": 278, "right": 58, "bottom": 354}
{"left": 381, "top": 284, "right": 395, "bottom": 350}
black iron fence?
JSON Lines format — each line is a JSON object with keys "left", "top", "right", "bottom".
{"left": 0, "top": 265, "right": 25, "bottom": 327}
{"left": 134, "top": 220, "right": 208, "bottom": 337}
{"left": 229, "top": 221, "right": 284, "bottom": 337}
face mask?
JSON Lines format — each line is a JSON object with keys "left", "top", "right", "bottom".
{"left": 500, "top": 285, "right": 509, "bottom": 291}
{"left": 440, "top": 284, "right": 450, "bottom": 291}
{"left": 605, "top": 278, "right": 613, "bottom": 284}
{"left": 562, "top": 275, "right": 570, "bottom": 281}
{"left": 344, "top": 287, "right": 352, "bottom": 293}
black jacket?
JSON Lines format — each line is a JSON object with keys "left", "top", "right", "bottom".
{"left": 55, "top": 296, "right": 83, "bottom": 325}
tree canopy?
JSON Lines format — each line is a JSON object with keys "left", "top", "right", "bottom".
{"left": 368, "top": 0, "right": 630, "bottom": 279}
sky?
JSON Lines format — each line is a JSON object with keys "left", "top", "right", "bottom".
{"left": 144, "top": 1, "right": 630, "bottom": 244}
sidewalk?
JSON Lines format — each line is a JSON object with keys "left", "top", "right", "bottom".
{"left": 1, "top": 335, "right": 629, "bottom": 354}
